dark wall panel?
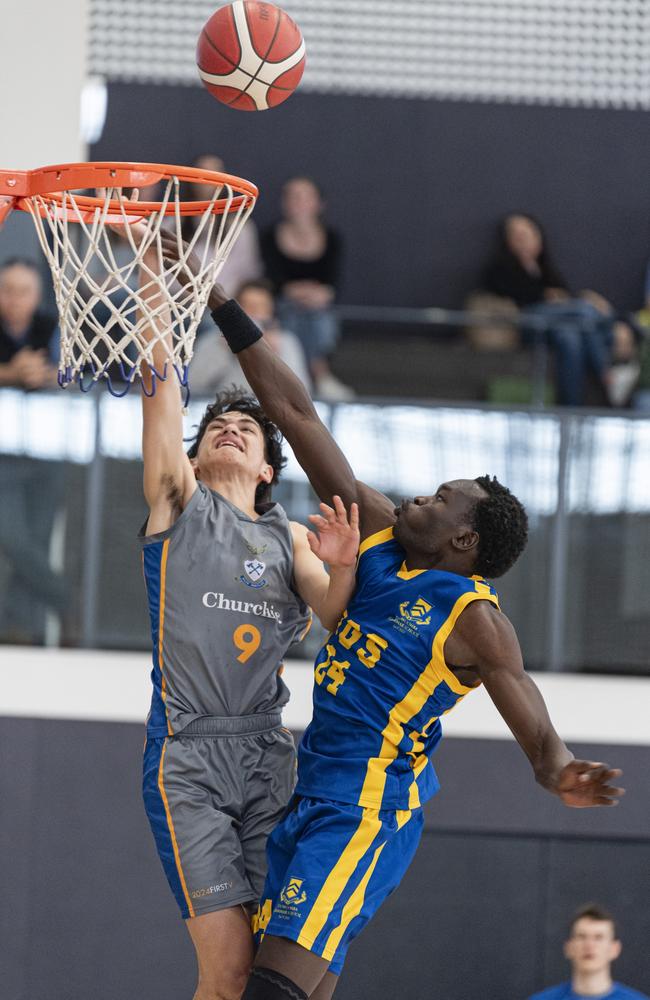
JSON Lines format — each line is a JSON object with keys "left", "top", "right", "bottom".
{"left": 93, "top": 86, "right": 650, "bottom": 311}
{"left": 3, "top": 718, "right": 649, "bottom": 999}
{"left": 541, "top": 839, "right": 650, "bottom": 992}
{"left": 426, "top": 738, "right": 650, "bottom": 839}
{"left": 342, "top": 833, "right": 546, "bottom": 1000}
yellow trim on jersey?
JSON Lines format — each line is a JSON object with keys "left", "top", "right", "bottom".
{"left": 431, "top": 588, "right": 499, "bottom": 695}
{"left": 358, "top": 589, "right": 498, "bottom": 808}
{"left": 471, "top": 575, "right": 500, "bottom": 606}
{"left": 396, "top": 562, "right": 427, "bottom": 580}
{"left": 407, "top": 755, "right": 431, "bottom": 809}
{"left": 158, "top": 741, "right": 195, "bottom": 919}
{"left": 299, "top": 609, "right": 313, "bottom": 642}
{"left": 358, "top": 527, "right": 394, "bottom": 557}
{"left": 297, "top": 808, "right": 382, "bottom": 951}
{"left": 158, "top": 538, "right": 173, "bottom": 737}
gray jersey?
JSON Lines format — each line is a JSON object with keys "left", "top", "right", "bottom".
{"left": 141, "top": 482, "right": 311, "bottom": 736}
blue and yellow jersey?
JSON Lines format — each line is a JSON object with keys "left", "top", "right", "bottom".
{"left": 296, "top": 527, "right": 500, "bottom": 811}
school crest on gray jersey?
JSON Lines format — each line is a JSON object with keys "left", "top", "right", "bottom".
{"left": 241, "top": 558, "right": 267, "bottom": 588}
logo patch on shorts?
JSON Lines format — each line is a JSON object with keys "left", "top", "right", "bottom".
{"left": 280, "top": 877, "right": 307, "bottom": 906}
{"left": 190, "top": 880, "right": 233, "bottom": 899}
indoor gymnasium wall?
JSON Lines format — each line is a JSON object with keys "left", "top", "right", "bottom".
{"left": 2, "top": 649, "right": 649, "bottom": 1000}
{"left": 0, "top": 0, "right": 88, "bottom": 270}
{"left": 88, "top": 0, "right": 650, "bottom": 310}
{"left": 92, "top": 85, "right": 650, "bottom": 313}
{"left": 0, "top": 0, "right": 88, "bottom": 170}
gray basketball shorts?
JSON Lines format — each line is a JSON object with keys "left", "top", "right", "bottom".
{"left": 142, "top": 714, "right": 296, "bottom": 919}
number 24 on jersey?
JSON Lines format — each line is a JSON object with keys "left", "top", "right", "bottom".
{"left": 315, "top": 615, "right": 388, "bottom": 695}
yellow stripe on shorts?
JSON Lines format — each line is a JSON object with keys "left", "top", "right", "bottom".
{"left": 297, "top": 808, "right": 382, "bottom": 950}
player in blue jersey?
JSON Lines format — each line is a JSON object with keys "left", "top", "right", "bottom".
{"left": 528, "top": 903, "right": 648, "bottom": 1000}
{"left": 161, "top": 233, "right": 625, "bottom": 1000}
{"left": 115, "top": 225, "right": 361, "bottom": 1000}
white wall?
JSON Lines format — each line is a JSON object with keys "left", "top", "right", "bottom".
{"left": 0, "top": 0, "right": 88, "bottom": 170}
{"left": 1, "top": 645, "right": 649, "bottom": 746}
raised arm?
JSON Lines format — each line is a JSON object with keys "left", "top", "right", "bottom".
{"left": 156, "top": 231, "right": 393, "bottom": 538}
{"left": 133, "top": 233, "right": 196, "bottom": 533}
{"left": 449, "top": 602, "right": 624, "bottom": 807}
{"left": 210, "top": 296, "right": 357, "bottom": 505}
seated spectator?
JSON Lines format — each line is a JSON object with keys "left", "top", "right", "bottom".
{"left": 261, "top": 175, "right": 353, "bottom": 401}
{"left": 528, "top": 902, "right": 648, "bottom": 1000}
{"left": 0, "top": 258, "right": 67, "bottom": 643}
{"left": 183, "top": 153, "right": 263, "bottom": 299}
{"left": 478, "top": 213, "right": 636, "bottom": 406}
{"left": 190, "top": 279, "right": 311, "bottom": 396}
{"left": 0, "top": 258, "right": 59, "bottom": 388}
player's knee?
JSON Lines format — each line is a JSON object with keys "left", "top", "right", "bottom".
{"left": 195, "top": 964, "right": 250, "bottom": 1000}
{"left": 241, "top": 967, "right": 308, "bottom": 1000}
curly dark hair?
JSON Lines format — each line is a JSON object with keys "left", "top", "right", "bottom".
{"left": 186, "top": 387, "right": 286, "bottom": 505}
{"left": 470, "top": 475, "right": 528, "bottom": 578}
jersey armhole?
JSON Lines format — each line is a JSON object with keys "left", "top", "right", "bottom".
{"left": 138, "top": 481, "right": 203, "bottom": 545}
{"left": 431, "top": 589, "right": 501, "bottom": 695}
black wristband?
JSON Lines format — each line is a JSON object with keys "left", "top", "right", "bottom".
{"left": 211, "top": 299, "right": 263, "bottom": 354}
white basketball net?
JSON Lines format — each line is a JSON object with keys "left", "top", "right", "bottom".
{"left": 24, "top": 176, "right": 255, "bottom": 397}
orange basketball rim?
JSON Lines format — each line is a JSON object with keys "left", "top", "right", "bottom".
{"left": 0, "top": 161, "right": 259, "bottom": 398}
{"left": 0, "top": 161, "right": 258, "bottom": 225}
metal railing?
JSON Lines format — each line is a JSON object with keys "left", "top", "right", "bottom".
{"left": 0, "top": 388, "right": 649, "bottom": 674}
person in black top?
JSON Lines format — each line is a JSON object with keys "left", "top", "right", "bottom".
{"left": 0, "top": 258, "right": 66, "bottom": 643}
{"left": 482, "top": 214, "right": 626, "bottom": 406}
{"left": 0, "top": 258, "right": 59, "bottom": 388}
{"left": 261, "top": 177, "right": 353, "bottom": 402}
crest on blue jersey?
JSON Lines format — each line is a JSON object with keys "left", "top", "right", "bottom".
{"left": 399, "top": 597, "right": 433, "bottom": 625}
{"left": 240, "top": 559, "right": 268, "bottom": 589}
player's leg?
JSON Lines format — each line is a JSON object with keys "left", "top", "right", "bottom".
{"left": 245, "top": 800, "right": 425, "bottom": 998}
{"left": 243, "top": 941, "right": 341, "bottom": 997}
{"left": 239, "top": 728, "right": 298, "bottom": 910}
{"left": 248, "top": 935, "right": 329, "bottom": 996}
{"left": 187, "top": 906, "right": 253, "bottom": 1000}
{"left": 309, "top": 971, "right": 339, "bottom": 1000}
{"left": 142, "top": 736, "right": 260, "bottom": 998}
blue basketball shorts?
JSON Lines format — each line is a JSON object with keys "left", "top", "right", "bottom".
{"left": 252, "top": 795, "right": 424, "bottom": 975}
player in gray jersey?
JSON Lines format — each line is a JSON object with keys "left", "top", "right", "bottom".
{"left": 128, "top": 229, "right": 359, "bottom": 1000}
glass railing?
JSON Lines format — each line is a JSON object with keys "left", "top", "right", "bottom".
{"left": 1, "top": 388, "right": 648, "bottom": 674}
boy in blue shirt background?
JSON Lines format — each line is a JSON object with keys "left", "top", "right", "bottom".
{"left": 529, "top": 903, "right": 648, "bottom": 1000}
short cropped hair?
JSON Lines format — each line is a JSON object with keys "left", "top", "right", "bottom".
{"left": 186, "top": 387, "right": 286, "bottom": 505}
{"left": 471, "top": 475, "right": 528, "bottom": 578}
{"left": 568, "top": 903, "right": 617, "bottom": 938}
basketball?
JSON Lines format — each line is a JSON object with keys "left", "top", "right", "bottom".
{"left": 196, "top": 1, "right": 306, "bottom": 111}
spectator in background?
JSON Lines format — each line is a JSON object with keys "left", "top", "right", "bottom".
{"left": 183, "top": 153, "right": 263, "bottom": 299}
{"left": 480, "top": 213, "right": 637, "bottom": 407}
{"left": 0, "top": 258, "right": 58, "bottom": 388}
{"left": 528, "top": 903, "right": 648, "bottom": 1000}
{"left": 0, "top": 258, "right": 67, "bottom": 643}
{"left": 261, "top": 175, "right": 353, "bottom": 402}
{"left": 190, "top": 279, "right": 311, "bottom": 396}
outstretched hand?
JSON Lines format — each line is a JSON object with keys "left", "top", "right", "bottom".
{"left": 307, "top": 496, "right": 360, "bottom": 570}
{"left": 555, "top": 760, "right": 624, "bottom": 808}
